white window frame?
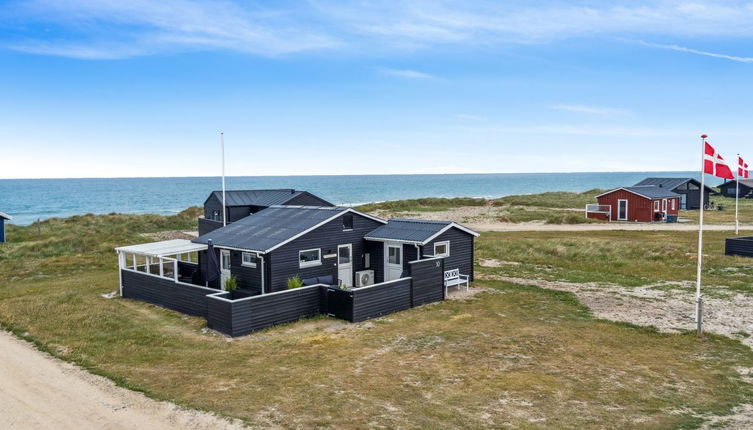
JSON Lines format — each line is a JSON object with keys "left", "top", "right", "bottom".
{"left": 434, "top": 241, "right": 450, "bottom": 257}
{"left": 241, "top": 251, "right": 257, "bottom": 268}
{"left": 662, "top": 199, "right": 667, "bottom": 211}
{"left": 653, "top": 200, "right": 659, "bottom": 211}
{"left": 299, "top": 248, "right": 322, "bottom": 268}
{"left": 220, "top": 249, "right": 231, "bottom": 270}
{"left": 387, "top": 245, "right": 402, "bottom": 265}
{"left": 617, "top": 199, "right": 628, "bottom": 221}
{"left": 671, "top": 199, "right": 676, "bottom": 210}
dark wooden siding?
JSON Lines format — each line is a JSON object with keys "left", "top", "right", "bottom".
{"left": 121, "top": 269, "right": 214, "bottom": 317}
{"left": 425, "top": 227, "right": 475, "bottom": 281}
{"left": 0, "top": 219, "right": 4, "bottom": 243}
{"left": 351, "top": 279, "right": 412, "bottom": 322}
{"left": 365, "top": 241, "right": 384, "bottom": 283}
{"left": 409, "top": 258, "right": 445, "bottom": 306}
{"left": 267, "top": 213, "right": 385, "bottom": 292}
{"left": 228, "top": 250, "right": 262, "bottom": 294}
{"left": 197, "top": 250, "right": 221, "bottom": 289}
{"left": 209, "top": 286, "right": 322, "bottom": 336}
{"left": 198, "top": 218, "right": 223, "bottom": 236}
{"left": 726, "top": 237, "right": 753, "bottom": 257}
{"left": 403, "top": 244, "right": 418, "bottom": 276}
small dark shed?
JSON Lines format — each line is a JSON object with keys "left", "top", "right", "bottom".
{"left": 718, "top": 179, "right": 753, "bottom": 199}
{"left": 0, "top": 212, "right": 10, "bottom": 243}
{"left": 633, "top": 178, "right": 712, "bottom": 210}
{"left": 200, "top": 189, "right": 334, "bottom": 235}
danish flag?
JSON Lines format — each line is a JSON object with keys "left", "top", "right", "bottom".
{"left": 739, "top": 156, "right": 749, "bottom": 179}
{"left": 704, "top": 141, "right": 734, "bottom": 179}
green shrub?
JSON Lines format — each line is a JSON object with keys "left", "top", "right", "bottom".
{"left": 224, "top": 275, "right": 238, "bottom": 291}
{"left": 287, "top": 275, "right": 304, "bottom": 289}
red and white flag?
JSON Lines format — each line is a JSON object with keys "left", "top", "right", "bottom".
{"left": 739, "top": 156, "right": 749, "bottom": 179}
{"left": 704, "top": 141, "right": 735, "bottom": 179}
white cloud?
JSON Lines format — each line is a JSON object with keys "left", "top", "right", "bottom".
{"left": 7, "top": 1, "right": 753, "bottom": 59}
{"left": 638, "top": 41, "right": 753, "bottom": 63}
{"left": 549, "top": 104, "right": 627, "bottom": 115}
{"left": 379, "top": 68, "right": 434, "bottom": 79}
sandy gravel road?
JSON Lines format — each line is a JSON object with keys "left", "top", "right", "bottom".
{"left": 467, "top": 222, "right": 751, "bottom": 232}
{"left": 0, "top": 330, "right": 247, "bottom": 430}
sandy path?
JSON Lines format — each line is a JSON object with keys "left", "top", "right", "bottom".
{"left": 0, "top": 330, "right": 247, "bottom": 430}
{"left": 467, "top": 222, "right": 749, "bottom": 232}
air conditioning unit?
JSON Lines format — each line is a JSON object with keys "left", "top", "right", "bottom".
{"left": 355, "top": 270, "right": 375, "bottom": 287}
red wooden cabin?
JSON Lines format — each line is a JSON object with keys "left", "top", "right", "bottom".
{"left": 586, "top": 186, "right": 681, "bottom": 222}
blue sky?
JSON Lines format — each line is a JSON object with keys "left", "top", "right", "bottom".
{"left": 2, "top": 0, "right": 753, "bottom": 178}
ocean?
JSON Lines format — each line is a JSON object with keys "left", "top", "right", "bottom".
{"left": 0, "top": 172, "right": 705, "bottom": 226}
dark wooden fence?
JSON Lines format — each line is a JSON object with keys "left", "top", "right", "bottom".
{"left": 322, "top": 257, "right": 446, "bottom": 323}
{"left": 726, "top": 236, "right": 753, "bottom": 257}
{"left": 121, "top": 269, "right": 216, "bottom": 317}
{"left": 122, "top": 256, "right": 447, "bottom": 336}
{"left": 206, "top": 285, "right": 323, "bottom": 337}
{"left": 409, "top": 257, "right": 445, "bottom": 306}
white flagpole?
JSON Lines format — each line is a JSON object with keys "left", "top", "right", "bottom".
{"left": 221, "top": 132, "right": 227, "bottom": 227}
{"left": 695, "top": 134, "right": 706, "bottom": 334}
{"left": 736, "top": 154, "right": 740, "bottom": 235}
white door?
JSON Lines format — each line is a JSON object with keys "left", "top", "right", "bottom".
{"left": 337, "top": 244, "right": 353, "bottom": 287}
{"left": 384, "top": 242, "right": 403, "bottom": 281}
{"left": 220, "top": 249, "right": 231, "bottom": 289}
{"left": 617, "top": 199, "right": 628, "bottom": 221}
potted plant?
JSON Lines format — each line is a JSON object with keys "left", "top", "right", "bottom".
{"left": 224, "top": 275, "right": 241, "bottom": 298}
{"left": 287, "top": 275, "right": 304, "bottom": 289}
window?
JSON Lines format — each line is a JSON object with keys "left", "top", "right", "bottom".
{"left": 212, "top": 210, "right": 221, "bottom": 221}
{"left": 671, "top": 199, "right": 676, "bottom": 210}
{"left": 343, "top": 214, "right": 354, "bottom": 230}
{"left": 242, "top": 252, "right": 257, "bottom": 268}
{"left": 654, "top": 200, "right": 659, "bottom": 211}
{"left": 388, "top": 246, "right": 401, "bottom": 265}
{"left": 299, "top": 248, "right": 321, "bottom": 268}
{"left": 662, "top": 199, "right": 667, "bottom": 211}
{"left": 434, "top": 241, "right": 450, "bottom": 257}
{"left": 221, "top": 250, "right": 231, "bottom": 270}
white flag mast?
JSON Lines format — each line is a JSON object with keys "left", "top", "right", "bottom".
{"left": 736, "top": 153, "right": 740, "bottom": 235}
{"left": 221, "top": 132, "right": 227, "bottom": 227}
{"left": 695, "top": 134, "right": 706, "bottom": 334}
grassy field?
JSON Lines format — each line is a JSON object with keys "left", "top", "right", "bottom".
{"left": 475, "top": 230, "right": 753, "bottom": 293}
{"left": 2, "top": 209, "right": 753, "bottom": 428}
{"left": 357, "top": 191, "right": 604, "bottom": 225}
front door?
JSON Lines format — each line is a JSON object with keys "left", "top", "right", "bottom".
{"left": 617, "top": 199, "right": 628, "bottom": 221}
{"left": 385, "top": 242, "right": 403, "bottom": 281}
{"left": 337, "top": 244, "right": 353, "bottom": 287}
{"left": 220, "top": 249, "right": 231, "bottom": 289}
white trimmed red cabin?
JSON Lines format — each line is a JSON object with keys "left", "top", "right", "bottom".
{"left": 586, "top": 186, "right": 681, "bottom": 222}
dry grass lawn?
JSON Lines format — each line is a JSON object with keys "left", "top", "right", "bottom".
{"left": 1, "top": 210, "right": 753, "bottom": 429}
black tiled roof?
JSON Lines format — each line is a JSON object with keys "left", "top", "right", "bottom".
{"left": 365, "top": 219, "right": 456, "bottom": 244}
{"left": 208, "top": 189, "right": 311, "bottom": 207}
{"left": 193, "top": 206, "right": 347, "bottom": 252}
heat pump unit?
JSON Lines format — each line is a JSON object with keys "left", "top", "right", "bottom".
{"left": 356, "top": 270, "right": 375, "bottom": 287}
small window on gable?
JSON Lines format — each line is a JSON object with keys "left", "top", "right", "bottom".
{"left": 299, "top": 249, "right": 321, "bottom": 268}
{"left": 343, "top": 214, "right": 354, "bottom": 230}
{"left": 242, "top": 252, "right": 257, "bottom": 268}
{"left": 434, "top": 241, "right": 450, "bottom": 257}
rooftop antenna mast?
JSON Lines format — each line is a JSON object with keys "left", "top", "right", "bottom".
{"left": 221, "top": 132, "right": 227, "bottom": 227}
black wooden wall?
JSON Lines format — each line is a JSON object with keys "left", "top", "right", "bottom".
{"left": 425, "top": 227, "right": 475, "bottom": 281}
{"left": 267, "top": 213, "right": 385, "bottom": 292}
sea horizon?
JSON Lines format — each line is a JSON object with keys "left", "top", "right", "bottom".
{"left": 0, "top": 171, "right": 717, "bottom": 226}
